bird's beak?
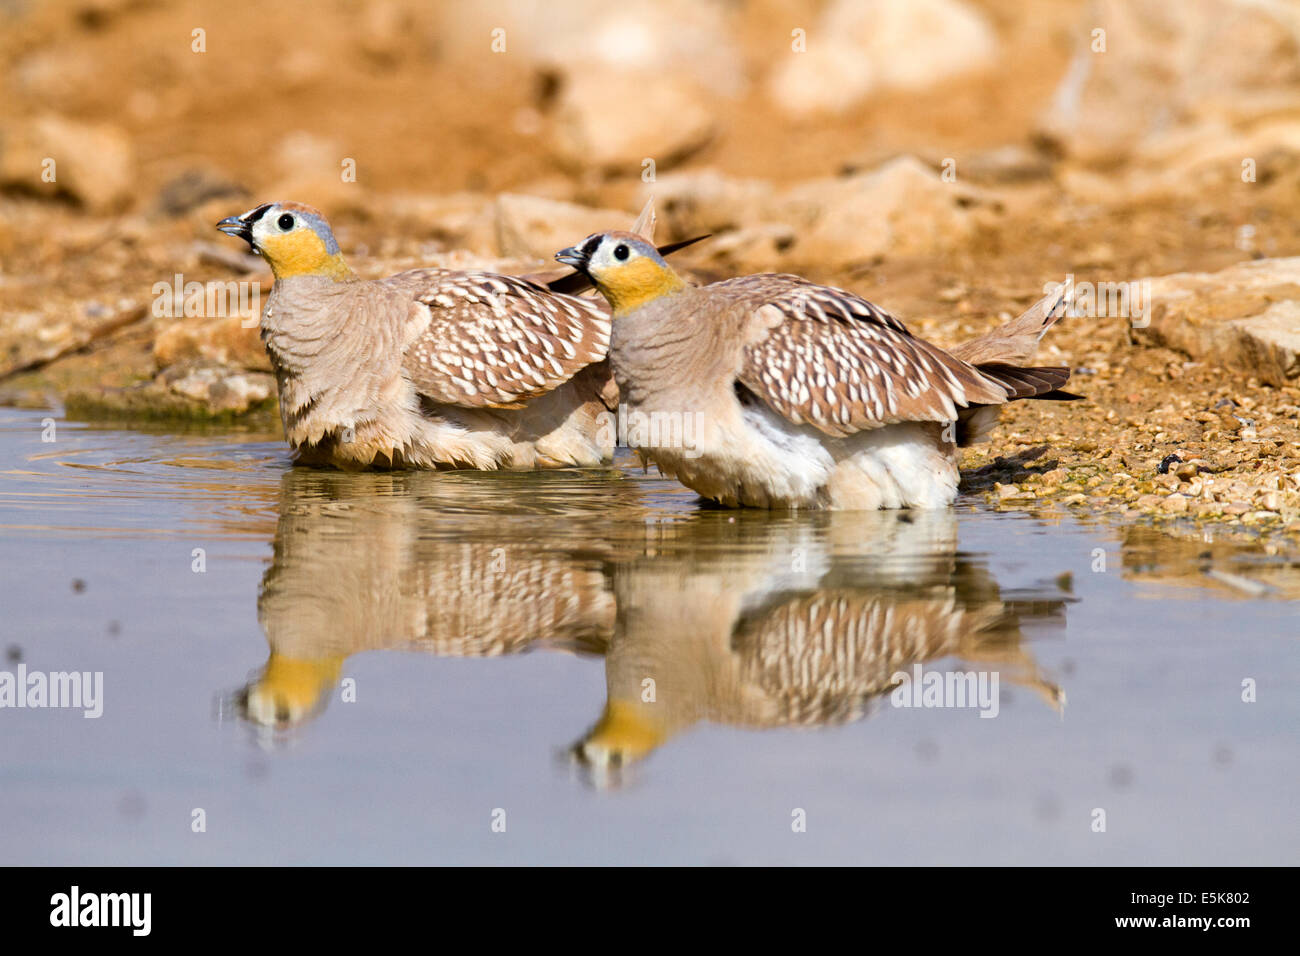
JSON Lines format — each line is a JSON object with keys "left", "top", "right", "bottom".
{"left": 216, "top": 215, "right": 254, "bottom": 246}
{"left": 554, "top": 246, "right": 588, "bottom": 271}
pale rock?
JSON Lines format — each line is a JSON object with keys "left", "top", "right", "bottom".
{"left": 158, "top": 363, "right": 275, "bottom": 415}
{"left": 648, "top": 170, "right": 776, "bottom": 236}
{"left": 0, "top": 298, "right": 146, "bottom": 379}
{"left": 0, "top": 114, "right": 134, "bottom": 211}
{"left": 548, "top": 70, "right": 716, "bottom": 174}
{"left": 432, "top": 1, "right": 738, "bottom": 173}
{"left": 1132, "top": 257, "right": 1300, "bottom": 386}
{"left": 1039, "top": 0, "right": 1300, "bottom": 166}
{"left": 376, "top": 192, "right": 497, "bottom": 256}
{"left": 494, "top": 194, "right": 632, "bottom": 261}
{"left": 434, "top": 0, "right": 745, "bottom": 95}
{"left": 264, "top": 131, "right": 370, "bottom": 215}
{"left": 1040, "top": 467, "right": 1068, "bottom": 486}
{"left": 648, "top": 158, "right": 998, "bottom": 270}
{"left": 693, "top": 224, "right": 799, "bottom": 272}
{"left": 773, "top": 157, "right": 997, "bottom": 268}
{"left": 154, "top": 315, "right": 271, "bottom": 373}
{"left": 767, "top": 42, "right": 876, "bottom": 117}
{"left": 768, "top": 0, "right": 998, "bottom": 116}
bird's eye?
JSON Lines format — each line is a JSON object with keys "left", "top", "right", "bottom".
{"left": 614, "top": 244, "right": 630, "bottom": 261}
{"left": 277, "top": 214, "right": 295, "bottom": 231}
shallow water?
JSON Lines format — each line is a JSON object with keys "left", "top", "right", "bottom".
{"left": 0, "top": 407, "right": 1295, "bottom": 865}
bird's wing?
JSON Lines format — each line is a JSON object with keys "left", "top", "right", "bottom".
{"left": 393, "top": 270, "right": 612, "bottom": 409}
{"left": 728, "top": 275, "right": 1009, "bottom": 437}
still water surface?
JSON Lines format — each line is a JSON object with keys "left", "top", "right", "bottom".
{"left": 0, "top": 409, "right": 1295, "bottom": 864}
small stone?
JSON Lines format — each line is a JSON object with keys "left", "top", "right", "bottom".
{"left": 1243, "top": 511, "right": 1278, "bottom": 524}
{"left": 1040, "top": 467, "right": 1068, "bottom": 486}
{"left": 1259, "top": 491, "right": 1284, "bottom": 511}
{"left": 1162, "top": 493, "right": 1189, "bottom": 513}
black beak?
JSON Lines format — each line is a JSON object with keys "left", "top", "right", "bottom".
{"left": 216, "top": 215, "right": 254, "bottom": 247}
{"left": 554, "top": 245, "right": 588, "bottom": 271}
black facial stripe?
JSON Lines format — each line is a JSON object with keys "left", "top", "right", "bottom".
{"left": 241, "top": 203, "right": 274, "bottom": 224}
{"left": 580, "top": 234, "right": 604, "bottom": 257}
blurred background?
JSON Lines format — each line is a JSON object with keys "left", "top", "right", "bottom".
{"left": 1, "top": 0, "right": 1299, "bottom": 527}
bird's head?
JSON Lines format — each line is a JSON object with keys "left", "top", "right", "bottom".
{"left": 217, "top": 201, "right": 355, "bottom": 281}
{"left": 569, "top": 698, "right": 667, "bottom": 787}
{"left": 556, "top": 231, "right": 685, "bottom": 316}
{"left": 231, "top": 652, "right": 344, "bottom": 731}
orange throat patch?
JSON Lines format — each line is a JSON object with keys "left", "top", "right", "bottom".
{"left": 599, "top": 258, "right": 687, "bottom": 316}
{"left": 259, "top": 230, "right": 356, "bottom": 281}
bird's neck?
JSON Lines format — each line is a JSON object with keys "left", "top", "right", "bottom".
{"left": 258, "top": 230, "right": 358, "bottom": 282}
{"left": 606, "top": 264, "right": 687, "bottom": 317}
{"left": 269, "top": 251, "right": 357, "bottom": 282}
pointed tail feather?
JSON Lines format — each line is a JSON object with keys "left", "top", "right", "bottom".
{"left": 949, "top": 284, "right": 1070, "bottom": 366}
{"left": 975, "top": 362, "right": 1072, "bottom": 400}
{"left": 956, "top": 362, "right": 1080, "bottom": 446}
{"left": 948, "top": 285, "right": 1078, "bottom": 446}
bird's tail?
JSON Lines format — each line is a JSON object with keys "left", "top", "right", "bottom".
{"left": 950, "top": 285, "right": 1080, "bottom": 446}
{"left": 948, "top": 284, "right": 1070, "bottom": 366}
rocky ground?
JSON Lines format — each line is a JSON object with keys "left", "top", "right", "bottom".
{"left": 2, "top": 0, "right": 1300, "bottom": 555}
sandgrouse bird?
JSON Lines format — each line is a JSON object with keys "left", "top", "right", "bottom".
{"left": 557, "top": 232, "right": 1078, "bottom": 510}
{"left": 217, "top": 201, "right": 628, "bottom": 470}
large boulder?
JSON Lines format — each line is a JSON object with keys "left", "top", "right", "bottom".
{"left": 648, "top": 157, "right": 999, "bottom": 270}
{"left": 1132, "top": 257, "right": 1300, "bottom": 386}
{"left": 767, "top": 0, "right": 999, "bottom": 116}
{"left": 494, "top": 194, "right": 634, "bottom": 260}
{"left": 0, "top": 114, "right": 135, "bottom": 211}
{"left": 1038, "top": 0, "right": 1300, "bottom": 167}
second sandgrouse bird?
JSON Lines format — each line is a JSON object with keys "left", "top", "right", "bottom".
{"left": 556, "top": 231, "right": 1078, "bottom": 509}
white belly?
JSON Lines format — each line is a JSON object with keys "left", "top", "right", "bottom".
{"left": 648, "top": 401, "right": 958, "bottom": 510}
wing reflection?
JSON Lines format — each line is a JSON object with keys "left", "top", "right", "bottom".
{"left": 227, "top": 473, "right": 1069, "bottom": 779}
{"left": 573, "top": 510, "right": 1067, "bottom": 785}
{"left": 228, "top": 469, "right": 618, "bottom": 732}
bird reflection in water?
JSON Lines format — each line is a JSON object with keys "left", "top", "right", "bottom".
{"left": 224, "top": 468, "right": 619, "bottom": 739}
{"left": 225, "top": 469, "right": 1069, "bottom": 782}
{"left": 576, "top": 509, "right": 1067, "bottom": 786}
